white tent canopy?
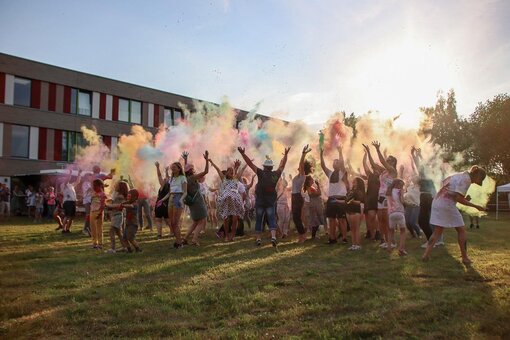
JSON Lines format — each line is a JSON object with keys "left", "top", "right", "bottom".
{"left": 496, "top": 183, "right": 510, "bottom": 219}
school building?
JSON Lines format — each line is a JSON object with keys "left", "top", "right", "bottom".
{"left": 0, "top": 53, "right": 253, "bottom": 188}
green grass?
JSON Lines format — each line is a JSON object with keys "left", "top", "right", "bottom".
{"left": 1, "top": 214, "right": 509, "bottom": 339}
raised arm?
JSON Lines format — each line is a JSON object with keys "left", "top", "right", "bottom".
{"left": 319, "top": 147, "right": 331, "bottom": 175}
{"left": 237, "top": 147, "right": 258, "bottom": 173}
{"left": 337, "top": 144, "right": 346, "bottom": 173}
{"left": 155, "top": 161, "right": 165, "bottom": 187}
{"left": 362, "top": 150, "right": 373, "bottom": 177}
{"left": 277, "top": 147, "right": 291, "bottom": 173}
{"left": 246, "top": 175, "right": 255, "bottom": 191}
{"left": 371, "top": 141, "right": 397, "bottom": 176}
{"left": 209, "top": 159, "right": 225, "bottom": 180}
{"left": 181, "top": 151, "right": 189, "bottom": 166}
{"left": 362, "top": 143, "right": 385, "bottom": 174}
{"left": 299, "top": 145, "right": 312, "bottom": 175}
{"left": 193, "top": 151, "right": 210, "bottom": 180}
{"left": 238, "top": 162, "right": 249, "bottom": 179}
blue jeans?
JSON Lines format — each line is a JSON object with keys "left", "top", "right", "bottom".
{"left": 405, "top": 205, "right": 421, "bottom": 236}
{"left": 255, "top": 204, "right": 277, "bottom": 232}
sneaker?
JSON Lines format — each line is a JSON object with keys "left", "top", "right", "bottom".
{"left": 91, "top": 245, "right": 97, "bottom": 249}
{"left": 421, "top": 241, "right": 429, "bottom": 249}
{"left": 435, "top": 241, "right": 444, "bottom": 246}
{"left": 391, "top": 243, "right": 397, "bottom": 249}
{"left": 82, "top": 229, "right": 89, "bottom": 235}
{"left": 399, "top": 250, "right": 408, "bottom": 256}
{"left": 175, "top": 243, "right": 183, "bottom": 249}
{"left": 476, "top": 225, "right": 480, "bottom": 229}
{"left": 97, "top": 245, "right": 103, "bottom": 250}
{"left": 106, "top": 248, "right": 116, "bottom": 254}
{"left": 342, "top": 238, "right": 348, "bottom": 244}
{"left": 348, "top": 245, "right": 356, "bottom": 251}
{"left": 374, "top": 231, "right": 381, "bottom": 241}
{"left": 271, "top": 238, "right": 278, "bottom": 247}
{"left": 135, "top": 248, "right": 143, "bottom": 253}
{"left": 326, "top": 239, "right": 337, "bottom": 245}
{"left": 469, "top": 223, "right": 474, "bottom": 229}
{"left": 379, "top": 242, "right": 388, "bottom": 249}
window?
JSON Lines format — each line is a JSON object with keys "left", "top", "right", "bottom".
{"left": 61, "top": 131, "right": 86, "bottom": 162}
{"left": 119, "top": 99, "right": 141, "bottom": 124}
{"left": 14, "top": 77, "right": 31, "bottom": 107}
{"left": 70, "top": 89, "right": 91, "bottom": 116}
{"left": 163, "top": 107, "right": 185, "bottom": 126}
{"left": 11, "top": 125, "right": 30, "bottom": 158}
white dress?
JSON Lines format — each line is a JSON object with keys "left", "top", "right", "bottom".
{"left": 430, "top": 172, "right": 471, "bottom": 228}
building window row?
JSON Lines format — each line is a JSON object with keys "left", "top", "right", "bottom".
{"left": 2, "top": 74, "right": 185, "bottom": 127}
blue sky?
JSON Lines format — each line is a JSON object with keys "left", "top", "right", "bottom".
{"left": 1, "top": 0, "right": 509, "bottom": 128}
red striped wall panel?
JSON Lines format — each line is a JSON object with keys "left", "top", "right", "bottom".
{"left": 38, "top": 127, "right": 47, "bottom": 160}
{"left": 48, "top": 83, "right": 56, "bottom": 111}
{"left": 0, "top": 73, "right": 5, "bottom": 104}
{"left": 112, "top": 96, "right": 119, "bottom": 121}
{"left": 153, "top": 104, "right": 159, "bottom": 127}
{"left": 99, "top": 93, "right": 106, "bottom": 119}
{"left": 31, "top": 79, "right": 41, "bottom": 109}
{"left": 103, "top": 135, "right": 111, "bottom": 149}
{"left": 54, "top": 129, "right": 62, "bottom": 161}
{"left": 63, "top": 86, "right": 72, "bottom": 113}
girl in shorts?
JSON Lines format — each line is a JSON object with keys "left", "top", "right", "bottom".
{"left": 345, "top": 177, "right": 366, "bottom": 250}
{"left": 122, "top": 189, "right": 142, "bottom": 253}
{"left": 106, "top": 181, "right": 129, "bottom": 253}
{"left": 386, "top": 179, "right": 407, "bottom": 256}
{"left": 154, "top": 162, "right": 171, "bottom": 239}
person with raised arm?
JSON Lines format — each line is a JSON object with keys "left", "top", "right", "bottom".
{"left": 154, "top": 161, "right": 171, "bottom": 239}
{"left": 361, "top": 146, "right": 380, "bottom": 241}
{"left": 209, "top": 158, "right": 245, "bottom": 241}
{"left": 60, "top": 168, "right": 82, "bottom": 234}
{"left": 320, "top": 143, "right": 349, "bottom": 244}
{"left": 290, "top": 145, "right": 312, "bottom": 243}
{"left": 422, "top": 166, "right": 486, "bottom": 264}
{"left": 369, "top": 141, "right": 398, "bottom": 249}
{"left": 238, "top": 146, "right": 291, "bottom": 247}
{"left": 156, "top": 161, "right": 187, "bottom": 248}
{"left": 182, "top": 151, "right": 210, "bottom": 246}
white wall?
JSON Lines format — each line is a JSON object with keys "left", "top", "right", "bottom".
{"left": 29, "top": 126, "right": 39, "bottom": 160}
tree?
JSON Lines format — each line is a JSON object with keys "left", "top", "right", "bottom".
{"left": 344, "top": 112, "right": 359, "bottom": 139}
{"left": 419, "top": 89, "right": 471, "bottom": 163}
{"left": 468, "top": 94, "right": 510, "bottom": 176}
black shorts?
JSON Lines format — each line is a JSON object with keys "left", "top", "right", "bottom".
{"left": 364, "top": 195, "right": 378, "bottom": 213}
{"left": 63, "top": 201, "right": 76, "bottom": 218}
{"left": 154, "top": 202, "right": 169, "bottom": 218}
{"left": 346, "top": 203, "right": 362, "bottom": 214}
{"left": 325, "top": 198, "right": 347, "bottom": 219}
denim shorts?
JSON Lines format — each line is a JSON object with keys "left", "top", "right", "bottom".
{"left": 169, "top": 193, "right": 183, "bottom": 209}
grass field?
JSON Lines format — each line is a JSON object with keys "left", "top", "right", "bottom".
{"left": 0, "top": 214, "right": 509, "bottom": 339}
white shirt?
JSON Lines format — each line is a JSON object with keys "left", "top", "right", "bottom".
{"left": 388, "top": 188, "right": 405, "bottom": 214}
{"left": 62, "top": 183, "right": 77, "bottom": 202}
{"left": 437, "top": 172, "right": 471, "bottom": 201}
{"left": 404, "top": 182, "right": 420, "bottom": 206}
{"left": 82, "top": 181, "right": 92, "bottom": 204}
{"left": 169, "top": 175, "right": 187, "bottom": 193}
{"left": 325, "top": 169, "right": 347, "bottom": 197}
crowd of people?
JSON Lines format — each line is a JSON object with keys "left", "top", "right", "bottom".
{"left": 1, "top": 140, "right": 488, "bottom": 264}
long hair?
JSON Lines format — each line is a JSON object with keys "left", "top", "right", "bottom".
{"left": 353, "top": 177, "right": 365, "bottom": 194}
{"left": 171, "top": 162, "right": 185, "bottom": 177}
{"left": 116, "top": 180, "right": 129, "bottom": 198}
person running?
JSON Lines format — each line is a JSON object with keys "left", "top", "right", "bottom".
{"left": 238, "top": 146, "right": 291, "bottom": 247}
{"left": 182, "top": 150, "right": 210, "bottom": 246}
{"left": 320, "top": 143, "right": 349, "bottom": 244}
{"left": 209, "top": 159, "right": 245, "bottom": 242}
{"left": 422, "top": 166, "right": 486, "bottom": 264}
{"left": 364, "top": 141, "right": 398, "bottom": 249}
{"left": 60, "top": 169, "right": 82, "bottom": 234}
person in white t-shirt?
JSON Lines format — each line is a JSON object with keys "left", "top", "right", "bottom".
{"left": 422, "top": 166, "right": 486, "bottom": 264}
{"left": 60, "top": 169, "right": 82, "bottom": 234}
